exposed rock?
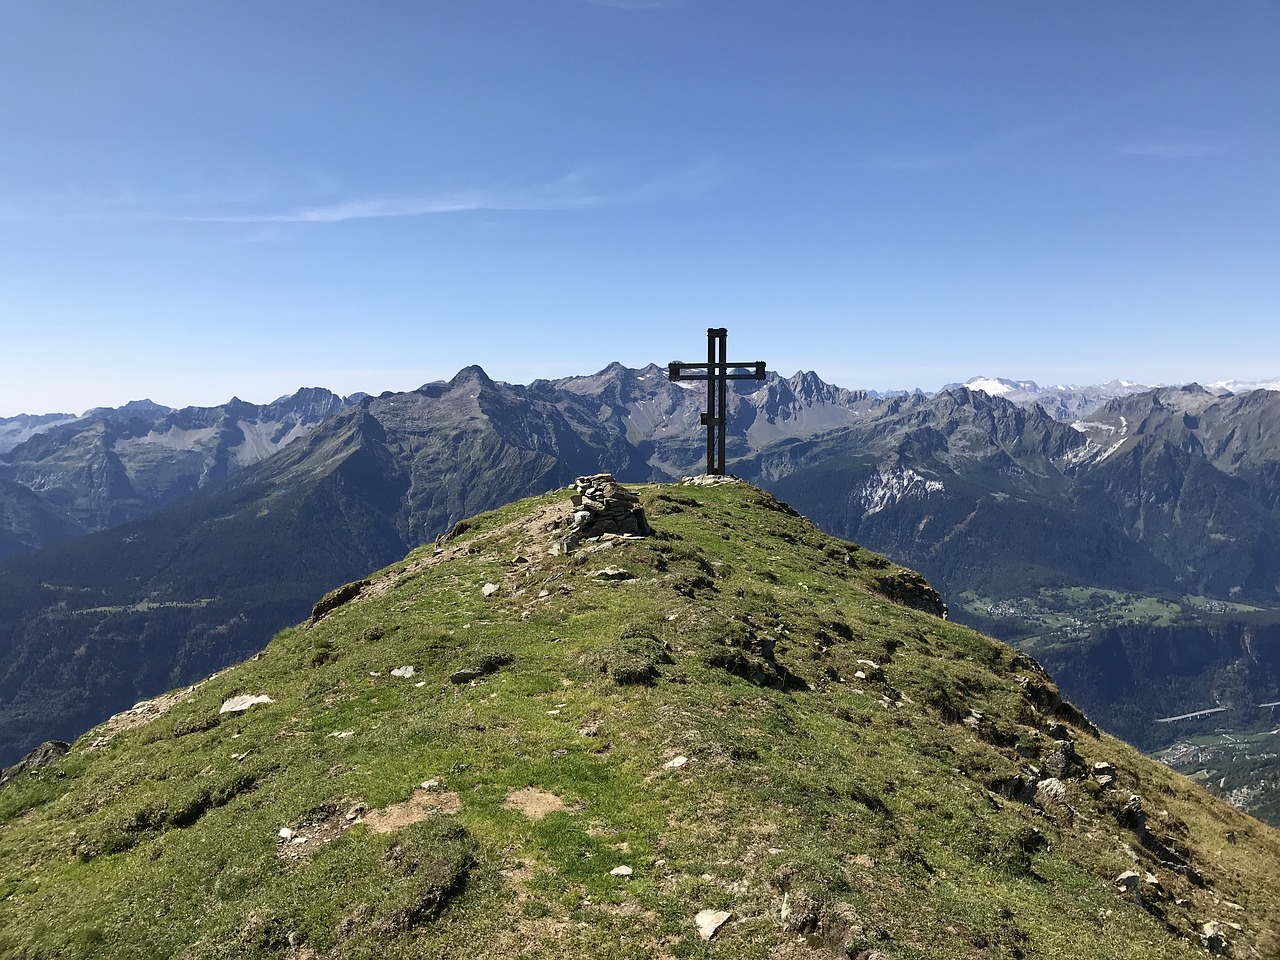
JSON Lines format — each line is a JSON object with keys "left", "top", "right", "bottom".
{"left": 560, "top": 474, "right": 652, "bottom": 551}
{"left": 219, "top": 694, "right": 274, "bottom": 714}
{"left": 481, "top": 583, "right": 500, "bottom": 597}
{"left": 664, "top": 756, "right": 690, "bottom": 769}
{"left": 389, "top": 665, "right": 416, "bottom": 678}
{"left": 0, "top": 740, "right": 70, "bottom": 789}
{"left": 682, "top": 474, "right": 745, "bottom": 486}
{"left": 1200, "top": 920, "right": 1229, "bottom": 954}
{"left": 1142, "top": 872, "right": 1164, "bottom": 898}
{"left": 448, "top": 652, "right": 514, "bottom": 684}
{"left": 1040, "top": 740, "right": 1079, "bottom": 780}
{"left": 434, "top": 519, "right": 470, "bottom": 546}
{"left": 310, "top": 579, "right": 369, "bottom": 623}
{"left": 874, "top": 570, "right": 947, "bottom": 619}
{"left": 610, "top": 865, "right": 633, "bottom": 877}
{"left": 1034, "top": 777, "right": 1074, "bottom": 825}
{"left": 1036, "top": 777, "right": 1068, "bottom": 804}
{"left": 591, "top": 567, "right": 637, "bottom": 581}
{"left": 1015, "top": 674, "right": 1100, "bottom": 738}
{"left": 695, "top": 909, "right": 733, "bottom": 940}
{"left": 1114, "top": 870, "right": 1141, "bottom": 894}
{"left": 854, "top": 659, "right": 884, "bottom": 682}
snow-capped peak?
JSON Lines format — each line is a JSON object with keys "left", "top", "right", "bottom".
{"left": 1206, "top": 377, "right": 1280, "bottom": 395}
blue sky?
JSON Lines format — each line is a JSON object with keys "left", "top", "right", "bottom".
{"left": 1, "top": 1, "right": 1276, "bottom": 416}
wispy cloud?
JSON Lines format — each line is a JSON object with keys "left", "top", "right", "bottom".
{"left": 861, "top": 99, "right": 1133, "bottom": 172}
{"left": 175, "top": 162, "right": 721, "bottom": 225}
{"left": 861, "top": 118, "right": 1074, "bottom": 171}
{"left": 1119, "top": 141, "right": 1226, "bottom": 159}
{"left": 0, "top": 162, "right": 723, "bottom": 226}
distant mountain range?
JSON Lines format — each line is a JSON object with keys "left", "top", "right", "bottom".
{"left": 940, "top": 376, "right": 1157, "bottom": 421}
{"left": 2, "top": 365, "right": 1280, "bottom": 824}
{"left": 0, "top": 388, "right": 361, "bottom": 556}
{"left": 3, "top": 372, "right": 1264, "bottom": 559}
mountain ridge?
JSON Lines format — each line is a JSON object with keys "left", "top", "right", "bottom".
{"left": 1, "top": 480, "right": 1276, "bottom": 959}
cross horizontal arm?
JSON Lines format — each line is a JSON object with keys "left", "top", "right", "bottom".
{"left": 667, "top": 361, "right": 767, "bottom": 381}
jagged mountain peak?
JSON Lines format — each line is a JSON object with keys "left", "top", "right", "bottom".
{"left": 79, "top": 397, "right": 174, "bottom": 421}
{"left": 446, "top": 364, "right": 499, "bottom": 389}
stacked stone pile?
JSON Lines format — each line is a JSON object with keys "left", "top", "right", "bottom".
{"left": 563, "top": 474, "right": 653, "bottom": 551}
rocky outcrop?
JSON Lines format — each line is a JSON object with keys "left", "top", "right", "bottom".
{"left": 875, "top": 570, "right": 948, "bottom": 619}
{"left": 0, "top": 740, "right": 69, "bottom": 789}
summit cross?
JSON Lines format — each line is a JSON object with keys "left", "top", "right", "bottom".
{"left": 667, "top": 327, "right": 767, "bottom": 477}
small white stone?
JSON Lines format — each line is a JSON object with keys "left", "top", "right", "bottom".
{"left": 610, "top": 865, "right": 633, "bottom": 877}
{"left": 220, "top": 694, "right": 274, "bottom": 714}
{"left": 482, "top": 583, "right": 500, "bottom": 597}
{"left": 390, "top": 665, "right": 416, "bottom": 678}
{"left": 414, "top": 681, "right": 427, "bottom": 688}
{"left": 664, "top": 756, "right": 689, "bottom": 769}
{"left": 328, "top": 730, "right": 354, "bottom": 739}
{"left": 695, "top": 909, "right": 733, "bottom": 940}
{"left": 278, "top": 828, "right": 295, "bottom": 841}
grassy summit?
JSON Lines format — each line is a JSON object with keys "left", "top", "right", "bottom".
{"left": 0, "top": 481, "right": 1276, "bottom": 959}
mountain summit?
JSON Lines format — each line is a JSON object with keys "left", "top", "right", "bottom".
{"left": 1, "top": 481, "right": 1275, "bottom": 958}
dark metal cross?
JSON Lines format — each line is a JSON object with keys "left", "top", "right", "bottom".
{"left": 668, "top": 327, "right": 767, "bottom": 476}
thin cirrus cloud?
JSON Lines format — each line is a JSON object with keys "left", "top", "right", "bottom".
{"left": 0, "top": 161, "right": 723, "bottom": 226}
{"left": 175, "top": 162, "right": 723, "bottom": 225}
{"left": 861, "top": 98, "right": 1135, "bottom": 172}
{"left": 1118, "top": 141, "right": 1227, "bottom": 159}
{"left": 860, "top": 116, "right": 1088, "bottom": 171}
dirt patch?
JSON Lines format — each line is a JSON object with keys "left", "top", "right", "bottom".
{"left": 502, "top": 787, "right": 569, "bottom": 820}
{"left": 364, "top": 790, "right": 462, "bottom": 834}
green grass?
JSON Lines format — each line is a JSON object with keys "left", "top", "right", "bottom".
{"left": 0, "top": 482, "right": 1277, "bottom": 959}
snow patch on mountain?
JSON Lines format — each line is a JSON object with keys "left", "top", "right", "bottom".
{"left": 962, "top": 377, "right": 1031, "bottom": 396}
{"left": 951, "top": 377, "right": 1156, "bottom": 421}
{"left": 859, "top": 465, "right": 944, "bottom": 517}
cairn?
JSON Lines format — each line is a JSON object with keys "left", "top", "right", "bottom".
{"left": 561, "top": 474, "right": 652, "bottom": 552}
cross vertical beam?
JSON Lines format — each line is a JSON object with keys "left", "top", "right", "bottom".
{"left": 667, "top": 327, "right": 767, "bottom": 476}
